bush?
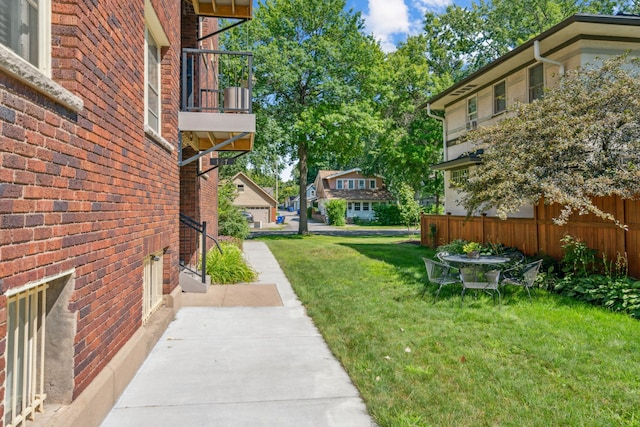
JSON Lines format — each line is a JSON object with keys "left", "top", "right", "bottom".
{"left": 218, "top": 181, "right": 250, "bottom": 239}
{"left": 325, "top": 199, "right": 346, "bottom": 226}
{"left": 206, "top": 242, "right": 257, "bottom": 284}
{"left": 372, "top": 203, "right": 401, "bottom": 225}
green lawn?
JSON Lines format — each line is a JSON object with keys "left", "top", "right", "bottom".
{"left": 261, "top": 235, "right": 640, "bottom": 427}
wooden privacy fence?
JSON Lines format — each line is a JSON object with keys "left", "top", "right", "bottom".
{"left": 420, "top": 196, "right": 640, "bottom": 279}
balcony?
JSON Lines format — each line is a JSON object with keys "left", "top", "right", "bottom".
{"left": 179, "top": 48, "right": 255, "bottom": 166}
{"left": 188, "top": 0, "right": 252, "bottom": 19}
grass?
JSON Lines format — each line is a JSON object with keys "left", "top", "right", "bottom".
{"left": 260, "top": 235, "right": 640, "bottom": 427}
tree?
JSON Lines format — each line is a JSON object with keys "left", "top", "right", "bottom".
{"left": 359, "top": 35, "right": 446, "bottom": 207}
{"left": 251, "top": 0, "right": 384, "bottom": 234}
{"left": 423, "top": 0, "right": 627, "bottom": 82}
{"left": 396, "top": 183, "right": 422, "bottom": 239}
{"left": 457, "top": 56, "right": 640, "bottom": 227}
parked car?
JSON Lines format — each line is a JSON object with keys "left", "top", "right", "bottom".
{"left": 240, "top": 211, "right": 254, "bottom": 223}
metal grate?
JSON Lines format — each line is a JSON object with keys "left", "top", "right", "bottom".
{"left": 5, "top": 282, "right": 47, "bottom": 427}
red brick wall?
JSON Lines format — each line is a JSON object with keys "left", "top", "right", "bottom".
{"left": 0, "top": 0, "right": 180, "bottom": 406}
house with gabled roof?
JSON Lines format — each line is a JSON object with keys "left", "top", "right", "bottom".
{"left": 313, "top": 169, "right": 395, "bottom": 222}
{"left": 230, "top": 172, "right": 278, "bottom": 224}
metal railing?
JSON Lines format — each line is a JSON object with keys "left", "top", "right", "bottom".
{"left": 179, "top": 213, "right": 222, "bottom": 283}
{"left": 181, "top": 48, "right": 253, "bottom": 114}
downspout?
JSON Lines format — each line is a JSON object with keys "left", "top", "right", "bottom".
{"left": 533, "top": 40, "right": 565, "bottom": 76}
{"left": 426, "top": 103, "right": 447, "bottom": 161}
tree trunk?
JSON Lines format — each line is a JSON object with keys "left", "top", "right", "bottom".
{"left": 298, "top": 143, "right": 309, "bottom": 234}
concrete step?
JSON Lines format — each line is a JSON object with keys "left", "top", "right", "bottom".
{"left": 179, "top": 270, "right": 209, "bottom": 293}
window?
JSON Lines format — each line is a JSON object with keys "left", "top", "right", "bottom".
{"left": 237, "top": 184, "right": 244, "bottom": 192}
{"left": 348, "top": 180, "right": 354, "bottom": 190}
{"left": 0, "top": 0, "right": 51, "bottom": 74}
{"left": 347, "top": 202, "right": 352, "bottom": 210}
{"left": 144, "top": 1, "right": 169, "bottom": 133}
{"left": 467, "top": 96, "right": 478, "bottom": 125}
{"left": 369, "top": 180, "right": 376, "bottom": 189}
{"left": 5, "top": 282, "right": 47, "bottom": 426}
{"left": 529, "top": 64, "right": 544, "bottom": 102}
{"left": 450, "top": 168, "right": 469, "bottom": 187}
{"left": 494, "top": 81, "right": 506, "bottom": 114}
{"left": 145, "top": 28, "right": 161, "bottom": 132}
{"left": 362, "top": 202, "right": 369, "bottom": 211}
{"left": 358, "top": 180, "right": 365, "bottom": 189}
{"left": 354, "top": 202, "right": 361, "bottom": 211}
{"left": 143, "top": 251, "right": 164, "bottom": 323}
{"left": 336, "top": 180, "right": 343, "bottom": 190}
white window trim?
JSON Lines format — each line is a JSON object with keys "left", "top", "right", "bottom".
{"left": 528, "top": 63, "right": 544, "bottom": 103}
{"left": 143, "top": 251, "right": 164, "bottom": 324}
{"left": 493, "top": 80, "right": 506, "bottom": 115}
{"left": 144, "top": 0, "right": 169, "bottom": 134}
{"left": 467, "top": 96, "right": 478, "bottom": 123}
{"left": 369, "top": 179, "right": 376, "bottom": 189}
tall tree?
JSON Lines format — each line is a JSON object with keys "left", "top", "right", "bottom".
{"left": 457, "top": 56, "right": 640, "bottom": 227}
{"left": 360, "top": 35, "right": 447, "bottom": 207}
{"left": 423, "top": 0, "right": 627, "bottom": 82}
{"left": 250, "top": 0, "right": 384, "bottom": 234}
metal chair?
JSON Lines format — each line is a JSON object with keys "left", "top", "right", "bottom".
{"left": 423, "top": 258, "right": 460, "bottom": 301}
{"left": 460, "top": 267, "right": 501, "bottom": 306}
{"left": 501, "top": 259, "right": 543, "bottom": 300}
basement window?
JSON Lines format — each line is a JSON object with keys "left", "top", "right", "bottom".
{"left": 5, "top": 282, "right": 47, "bottom": 426}
{"left": 143, "top": 250, "right": 164, "bottom": 324}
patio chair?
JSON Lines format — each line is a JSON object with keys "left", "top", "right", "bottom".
{"left": 436, "top": 251, "right": 460, "bottom": 274}
{"left": 502, "top": 250, "right": 525, "bottom": 264}
{"left": 500, "top": 259, "right": 543, "bottom": 300}
{"left": 460, "top": 267, "right": 501, "bottom": 306}
{"left": 423, "top": 258, "right": 460, "bottom": 301}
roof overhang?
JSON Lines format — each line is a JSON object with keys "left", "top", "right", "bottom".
{"left": 431, "top": 151, "right": 483, "bottom": 171}
{"left": 189, "top": 0, "right": 252, "bottom": 19}
{"left": 424, "top": 14, "right": 640, "bottom": 111}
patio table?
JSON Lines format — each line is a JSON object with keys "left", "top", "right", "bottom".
{"left": 441, "top": 254, "right": 511, "bottom": 267}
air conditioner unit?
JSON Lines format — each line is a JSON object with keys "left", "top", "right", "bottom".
{"left": 466, "top": 120, "right": 478, "bottom": 130}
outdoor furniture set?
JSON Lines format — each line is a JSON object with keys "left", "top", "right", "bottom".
{"left": 423, "top": 252, "right": 543, "bottom": 306}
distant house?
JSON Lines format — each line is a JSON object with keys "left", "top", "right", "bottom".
{"left": 293, "top": 184, "right": 317, "bottom": 212}
{"left": 230, "top": 172, "right": 277, "bottom": 224}
{"left": 314, "top": 169, "right": 395, "bottom": 222}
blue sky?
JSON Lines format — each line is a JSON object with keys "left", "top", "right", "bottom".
{"left": 346, "top": 0, "right": 473, "bottom": 52}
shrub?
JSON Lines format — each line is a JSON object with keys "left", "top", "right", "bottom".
{"left": 218, "top": 182, "right": 250, "bottom": 239}
{"left": 206, "top": 242, "right": 257, "bottom": 284}
{"left": 372, "top": 203, "right": 401, "bottom": 225}
{"left": 325, "top": 199, "right": 346, "bottom": 226}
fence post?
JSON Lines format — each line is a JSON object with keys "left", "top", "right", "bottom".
{"left": 201, "top": 221, "right": 207, "bottom": 283}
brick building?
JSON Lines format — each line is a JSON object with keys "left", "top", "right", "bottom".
{"left": 0, "top": 0, "right": 254, "bottom": 425}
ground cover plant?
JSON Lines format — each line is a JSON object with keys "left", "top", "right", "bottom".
{"left": 262, "top": 235, "right": 640, "bottom": 426}
{"left": 206, "top": 241, "right": 256, "bottom": 284}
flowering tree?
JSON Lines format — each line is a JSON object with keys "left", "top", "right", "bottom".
{"left": 458, "top": 56, "right": 640, "bottom": 227}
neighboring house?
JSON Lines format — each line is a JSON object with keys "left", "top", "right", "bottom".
{"left": 0, "top": 1, "right": 254, "bottom": 426}
{"left": 427, "top": 13, "right": 640, "bottom": 217}
{"left": 314, "top": 169, "right": 395, "bottom": 221}
{"left": 230, "top": 172, "right": 278, "bottom": 224}
{"left": 293, "top": 184, "right": 317, "bottom": 212}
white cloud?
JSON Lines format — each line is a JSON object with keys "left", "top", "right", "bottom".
{"left": 364, "top": 0, "right": 410, "bottom": 52}
{"left": 363, "top": 0, "right": 453, "bottom": 52}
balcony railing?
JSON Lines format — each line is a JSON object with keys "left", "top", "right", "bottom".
{"left": 182, "top": 48, "right": 253, "bottom": 114}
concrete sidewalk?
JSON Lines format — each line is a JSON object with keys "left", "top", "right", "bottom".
{"left": 101, "top": 241, "right": 374, "bottom": 427}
